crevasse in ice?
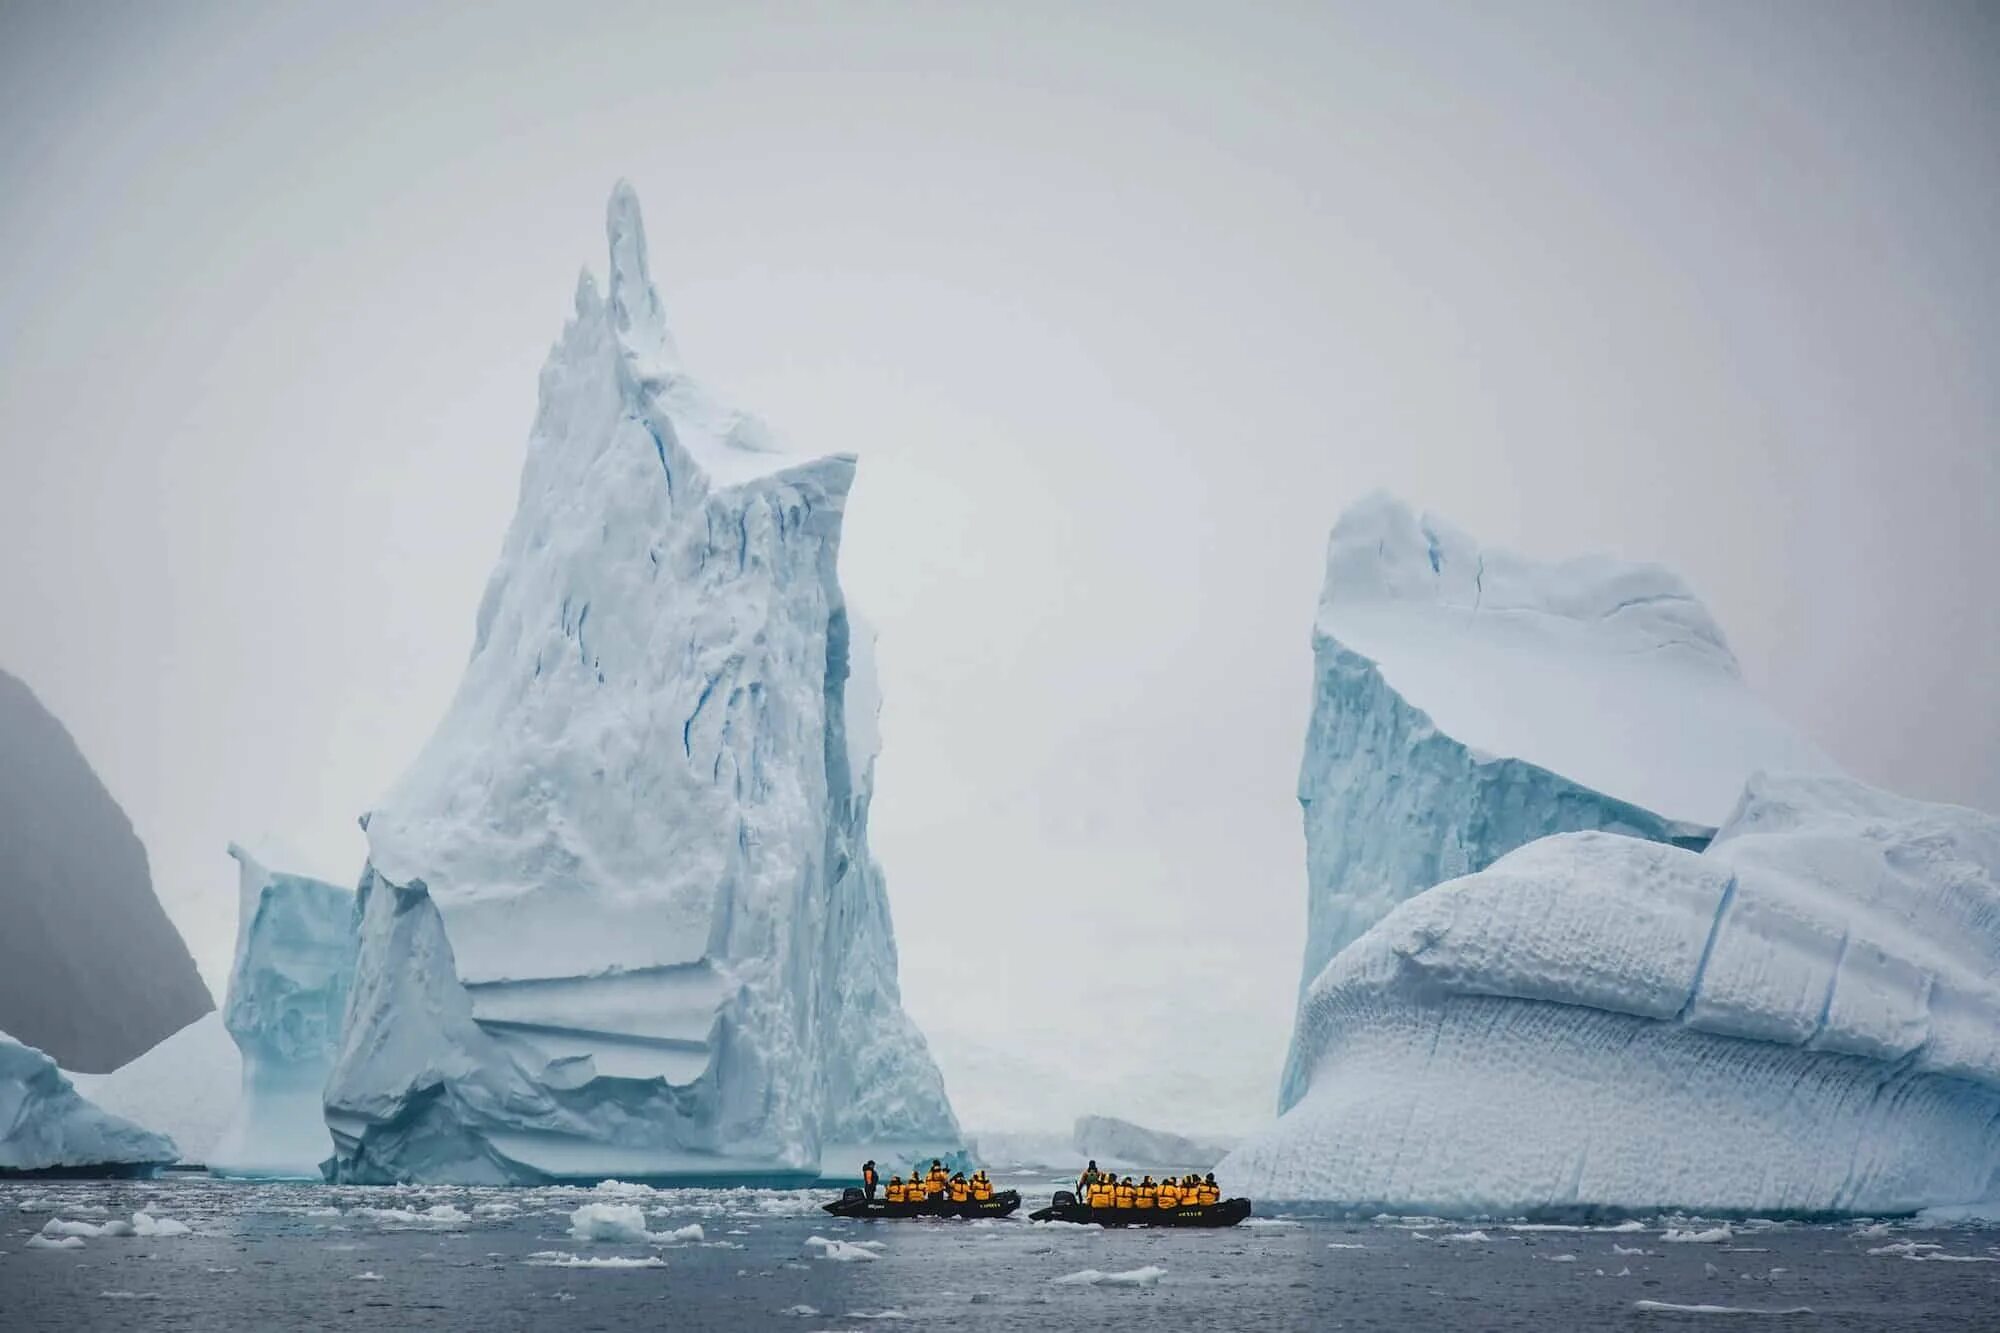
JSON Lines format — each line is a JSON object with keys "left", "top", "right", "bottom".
{"left": 323, "top": 182, "right": 957, "bottom": 1184}
{"left": 0, "top": 1031, "right": 178, "bottom": 1173}
{"left": 1276, "top": 494, "right": 1828, "bottom": 1109}
{"left": 1227, "top": 772, "right": 2000, "bottom": 1214}
{"left": 208, "top": 844, "right": 355, "bottom": 1179}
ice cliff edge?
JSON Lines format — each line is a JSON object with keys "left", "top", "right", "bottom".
{"left": 1277, "top": 495, "right": 1828, "bottom": 1109}
{"left": 324, "top": 182, "right": 957, "bottom": 1184}
{"left": 209, "top": 846, "right": 355, "bottom": 1179}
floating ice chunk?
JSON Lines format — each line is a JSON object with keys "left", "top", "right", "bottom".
{"left": 0, "top": 1033, "right": 179, "bottom": 1172}
{"left": 97, "top": 1291, "right": 161, "bottom": 1301}
{"left": 1051, "top": 1265, "right": 1167, "bottom": 1287}
{"left": 1543, "top": 1254, "right": 1578, "bottom": 1262}
{"left": 524, "top": 1251, "right": 664, "bottom": 1269}
{"left": 305, "top": 1206, "right": 342, "bottom": 1217}
{"left": 1240, "top": 1217, "right": 1298, "bottom": 1228}
{"left": 353, "top": 1272, "right": 383, "bottom": 1282}
{"left": 1662, "top": 1226, "right": 1733, "bottom": 1244}
{"left": 1030, "top": 1219, "right": 1103, "bottom": 1231}
{"left": 26, "top": 1235, "right": 86, "bottom": 1250}
{"left": 1326, "top": 1242, "right": 1367, "bottom": 1249}
{"left": 1440, "top": 1230, "right": 1492, "bottom": 1242}
{"left": 1612, "top": 1244, "right": 1648, "bottom": 1256}
{"left": 779, "top": 1307, "right": 820, "bottom": 1318}
{"left": 132, "top": 1211, "right": 190, "bottom": 1237}
{"left": 569, "top": 1203, "right": 654, "bottom": 1243}
{"left": 804, "top": 1235, "right": 884, "bottom": 1262}
{"left": 42, "top": 1218, "right": 126, "bottom": 1239}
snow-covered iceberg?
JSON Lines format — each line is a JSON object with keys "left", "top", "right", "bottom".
{"left": 324, "top": 181, "right": 958, "bottom": 1185}
{"left": 0, "top": 667, "right": 212, "bottom": 1072}
{"left": 0, "top": 1031, "right": 178, "bottom": 1175}
{"left": 208, "top": 845, "right": 355, "bottom": 1178}
{"left": 1072, "top": 1116, "right": 1234, "bottom": 1170}
{"left": 1277, "top": 496, "right": 1828, "bottom": 1108}
{"left": 1227, "top": 772, "right": 2000, "bottom": 1214}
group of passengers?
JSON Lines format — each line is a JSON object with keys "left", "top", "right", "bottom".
{"left": 871, "top": 1158, "right": 996, "bottom": 1204}
{"left": 1075, "top": 1160, "right": 1222, "bottom": 1209}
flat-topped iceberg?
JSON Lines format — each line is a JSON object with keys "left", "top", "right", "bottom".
{"left": 324, "top": 182, "right": 957, "bottom": 1184}
{"left": 1278, "top": 495, "right": 1828, "bottom": 1108}
{"left": 1228, "top": 773, "right": 2000, "bottom": 1214}
{"left": 209, "top": 845, "right": 356, "bottom": 1178}
{"left": 0, "top": 1032, "right": 178, "bottom": 1175}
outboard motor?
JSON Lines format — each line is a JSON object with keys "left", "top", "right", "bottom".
{"left": 841, "top": 1187, "right": 866, "bottom": 1203}
{"left": 1052, "top": 1189, "right": 1078, "bottom": 1207}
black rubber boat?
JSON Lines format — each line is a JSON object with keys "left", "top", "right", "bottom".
{"left": 1028, "top": 1189, "right": 1252, "bottom": 1228}
{"left": 821, "top": 1187, "right": 1022, "bottom": 1220}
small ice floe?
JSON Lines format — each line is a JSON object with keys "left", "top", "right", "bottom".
{"left": 1632, "top": 1300, "right": 1815, "bottom": 1315}
{"left": 352, "top": 1272, "right": 383, "bottom": 1282}
{"left": 845, "top": 1313, "right": 909, "bottom": 1321}
{"left": 804, "top": 1235, "right": 883, "bottom": 1262}
{"left": 567, "top": 1202, "right": 702, "bottom": 1244}
{"left": 1541, "top": 1254, "right": 1578, "bottom": 1263}
{"left": 43, "top": 1218, "right": 131, "bottom": 1239}
{"left": 1601, "top": 1220, "right": 1647, "bottom": 1233}
{"left": 1662, "top": 1225, "right": 1733, "bottom": 1244}
{"left": 304, "top": 1207, "right": 342, "bottom": 1218}
{"left": 26, "top": 1236, "right": 86, "bottom": 1251}
{"left": 1439, "top": 1230, "right": 1491, "bottom": 1243}
{"left": 1326, "top": 1242, "right": 1366, "bottom": 1250}
{"left": 779, "top": 1306, "right": 820, "bottom": 1318}
{"left": 524, "top": 1251, "right": 664, "bottom": 1269}
{"left": 1051, "top": 1265, "right": 1167, "bottom": 1287}
{"left": 590, "top": 1180, "right": 656, "bottom": 1198}
{"left": 205, "top": 1267, "right": 238, "bottom": 1275}
{"left": 1612, "top": 1244, "right": 1648, "bottom": 1256}
{"left": 1241, "top": 1218, "right": 1299, "bottom": 1228}
{"left": 16, "top": 1199, "right": 55, "bottom": 1213}
{"left": 97, "top": 1291, "right": 162, "bottom": 1301}
{"left": 1851, "top": 1221, "right": 1892, "bottom": 1238}
{"left": 472, "top": 1202, "right": 519, "bottom": 1217}
{"left": 349, "top": 1204, "right": 469, "bottom": 1228}
{"left": 1867, "top": 1241, "right": 1943, "bottom": 1257}
{"left": 133, "top": 1211, "right": 190, "bottom": 1237}
{"left": 1031, "top": 1219, "right": 1102, "bottom": 1231}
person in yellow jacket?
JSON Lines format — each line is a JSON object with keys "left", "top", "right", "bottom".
{"left": 1135, "top": 1176, "right": 1156, "bottom": 1210}
{"left": 1114, "top": 1177, "right": 1137, "bottom": 1209}
{"left": 1199, "top": 1173, "right": 1220, "bottom": 1205}
{"left": 885, "top": 1175, "right": 904, "bottom": 1203}
{"left": 970, "top": 1170, "right": 993, "bottom": 1202}
{"left": 1156, "top": 1175, "right": 1180, "bottom": 1208}
{"left": 927, "top": 1160, "right": 948, "bottom": 1198}
{"left": 1088, "top": 1176, "right": 1115, "bottom": 1208}
{"left": 949, "top": 1173, "right": 970, "bottom": 1204}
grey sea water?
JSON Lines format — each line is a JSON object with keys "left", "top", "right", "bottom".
{"left": 3, "top": 1173, "right": 1996, "bottom": 1331}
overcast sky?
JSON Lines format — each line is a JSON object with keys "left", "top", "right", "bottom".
{"left": 2, "top": 0, "right": 1994, "bottom": 1134}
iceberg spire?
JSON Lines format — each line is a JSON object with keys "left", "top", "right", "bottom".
{"left": 605, "top": 179, "right": 677, "bottom": 367}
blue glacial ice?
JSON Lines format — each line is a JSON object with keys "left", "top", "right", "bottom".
{"left": 0, "top": 1031, "right": 178, "bottom": 1174}
{"left": 1276, "top": 494, "right": 1829, "bottom": 1110}
{"left": 323, "top": 182, "right": 958, "bottom": 1185}
{"left": 1226, "top": 773, "right": 2000, "bottom": 1214}
{"left": 207, "top": 844, "right": 355, "bottom": 1179}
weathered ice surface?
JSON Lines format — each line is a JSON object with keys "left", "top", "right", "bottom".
{"left": 1227, "top": 774, "right": 2000, "bottom": 1215}
{"left": 0, "top": 668, "right": 212, "bottom": 1072}
{"left": 0, "top": 1031, "right": 177, "bottom": 1174}
{"left": 1277, "top": 496, "right": 1827, "bottom": 1109}
{"left": 209, "top": 845, "right": 356, "bottom": 1178}
{"left": 324, "top": 182, "right": 957, "bottom": 1184}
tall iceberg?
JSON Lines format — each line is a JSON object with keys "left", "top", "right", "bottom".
{"left": 1226, "top": 773, "right": 2000, "bottom": 1214}
{"left": 0, "top": 666, "right": 212, "bottom": 1072}
{"left": 209, "top": 845, "right": 355, "bottom": 1178}
{"left": 1, "top": 1031, "right": 177, "bottom": 1175}
{"left": 1276, "top": 495, "right": 1827, "bottom": 1108}
{"left": 324, "top": 182, "right": 958, "bottom": 1185}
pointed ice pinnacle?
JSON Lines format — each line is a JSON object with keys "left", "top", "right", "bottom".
{"left": 606, "top": 179, "right": 677, "bottom": 369}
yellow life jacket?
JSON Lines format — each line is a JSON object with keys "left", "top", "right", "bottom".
{"left": 971, "top": 1175, "right": 992, "bottom": 1201}
{"left": 1199, "top": 1183, "right": 1220, "bottom": 1205}
{"left": 950, "top": 1179, "right": 969, "bottom": 1202}
{"left": 1114, "top": 1181, "right": 1135, "bottom": 1208}
{"left": 885, "top": 1181, "right": 903, "bottom": 1203}
{"left": 1089, "top": 1181, "right": 1113, "bottom": 1207}
{"left": 1157, "top": 1181, "right": 1180, "bottom": 1207}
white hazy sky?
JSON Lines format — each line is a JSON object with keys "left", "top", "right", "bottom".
{"left": 2, "top": 1, "right": 1995, "bottom": 1135}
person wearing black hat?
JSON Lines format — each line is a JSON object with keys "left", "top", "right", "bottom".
{"left": 861, "top": 1160, "right": 878, "bottom": 1200}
